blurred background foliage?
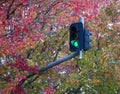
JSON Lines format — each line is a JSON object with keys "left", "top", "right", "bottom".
{"left": 0, "top": 0, "right": 120, "bottom": 94}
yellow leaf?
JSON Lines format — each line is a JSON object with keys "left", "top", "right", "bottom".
{"left": 27, "top": 59, "right": 35, "bottom": 66}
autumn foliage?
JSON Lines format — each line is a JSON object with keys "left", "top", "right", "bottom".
{"left": 0, "top": 0, "right": 120, "bottom": 94}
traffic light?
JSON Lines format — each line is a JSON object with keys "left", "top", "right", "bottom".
{"left": 83, "top": 29, "right": 92, "bottom": 51}
{"left": 69, "top": 22, "right": 84, "bottom": 52}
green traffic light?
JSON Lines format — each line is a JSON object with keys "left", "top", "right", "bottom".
{"left": 71, "top": 40, "right": 78, "bottom": 47}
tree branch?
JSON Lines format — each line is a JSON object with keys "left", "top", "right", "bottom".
{"left": 6, "top": 0, "right": 15, "bottom": 19}
{"left": 52, "top": 31, "right": 68, "bottom": 61}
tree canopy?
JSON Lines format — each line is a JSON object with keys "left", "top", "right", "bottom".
{"left": 0, "top": 0, "right": 120, "bottom": 94}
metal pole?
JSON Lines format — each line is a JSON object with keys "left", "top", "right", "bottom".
{"left": 78, "top": 17, "right": 84, "bottom": 59}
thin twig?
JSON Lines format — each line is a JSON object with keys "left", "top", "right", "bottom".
{"left": 6, "top": 0, "right": 15, "bottom": 19}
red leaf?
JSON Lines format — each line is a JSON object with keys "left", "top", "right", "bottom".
{"left": 116, "top": 77, "right": 120, "bottom": 81}
{"left": 75, "top": 7, "right": 79, "bottom": 13}
{"left": 4, "top": 76, "right": 11, "bottom": 82}
{"left": 12, "top": 86, "right": 26, "bottom": 94}
{"left": 43, "top": 88, "right": 54, "bottom": 94}
{"left": 21, "top": 0, "right": 28, "bottom": 5}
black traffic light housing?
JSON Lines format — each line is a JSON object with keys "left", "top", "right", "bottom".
{"left": 69, "top": 22, "right": 84, "bottom": 52}
{"left": 69, "top": 22, "right": 92, "bottom": 52}
{"left": 83, "top": 29, "right": 92, "bottom": 51}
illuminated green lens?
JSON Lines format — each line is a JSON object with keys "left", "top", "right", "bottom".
{"left": 71, "top": 40, "right": 78, "bottom": 47}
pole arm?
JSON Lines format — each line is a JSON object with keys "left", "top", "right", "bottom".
{"left": 39, "top": 52, "right": 79, "bottom": 72}
{"left": 18, "top": 52, "right": 79, "bottom": 86}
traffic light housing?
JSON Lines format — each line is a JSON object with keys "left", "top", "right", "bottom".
{"left": 69, "top": 22, "right": 84, "bottom": 52}
{"left": 69, "top": 22, "right": 92, "bottom": 52}
{"left": 83, "top": 29, "right": 92, "bottom": 51}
